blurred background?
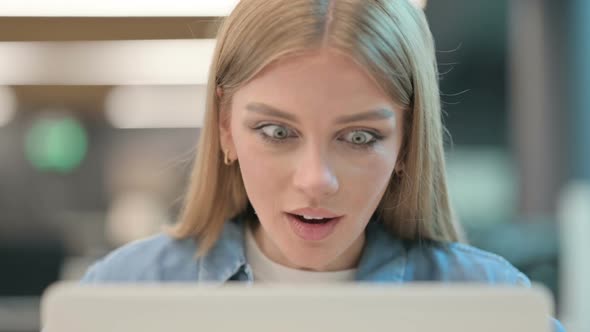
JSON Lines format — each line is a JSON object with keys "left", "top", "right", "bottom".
{"left": 0, "top": 0, "right": 588, "bottom": 331}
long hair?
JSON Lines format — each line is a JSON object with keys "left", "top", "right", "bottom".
{"left": 169, "top": 0, "right": 464, "bottom": 254}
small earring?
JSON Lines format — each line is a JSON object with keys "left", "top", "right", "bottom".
{"left": 224, "top": 150, "right": 235, "bottom": 166}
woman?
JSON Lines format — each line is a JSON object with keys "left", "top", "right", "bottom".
{"left": 82, "top": 0, "right": 564, "bottom": 330}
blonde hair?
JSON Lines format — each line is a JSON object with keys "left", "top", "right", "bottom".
{"left": 170, "top": 0, "right": 465, "bottom": 253}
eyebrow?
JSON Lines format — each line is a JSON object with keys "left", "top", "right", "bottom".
{"left": 245, "top": 102, "right": 395, "bottom": 124}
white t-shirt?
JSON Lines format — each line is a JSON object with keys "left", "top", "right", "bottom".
{"left": 245, "top": 226, "right": 357, "bottom": 283}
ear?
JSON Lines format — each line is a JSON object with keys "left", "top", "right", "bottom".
{"left": 217, "top": 87, "right": 236, "bottom": 156}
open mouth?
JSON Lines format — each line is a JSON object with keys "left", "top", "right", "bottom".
{"left": 285, "top": 212, "right": 342, "bottom": 241}
{"left": 287, "top": 213, "right": 336, "bottom": 224}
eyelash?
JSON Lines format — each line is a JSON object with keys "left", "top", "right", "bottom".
{"left": 253, "top": 123, "right": 384, "bottom": 150}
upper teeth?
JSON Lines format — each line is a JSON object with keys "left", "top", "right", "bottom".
{"left": 301, "top": 215, "right": 326, "bottom": 220}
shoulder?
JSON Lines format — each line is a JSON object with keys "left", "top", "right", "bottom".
{"left": 80, "top": 233, "right": 200, "bottom": 283}
{"left": 403, "top": 240, "right": 531, "bottom": 285}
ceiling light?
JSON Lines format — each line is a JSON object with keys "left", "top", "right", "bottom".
{"left": 105, "top": 85, "right": 206, "bottom": 129}
{"left": 0, "top": 39, "right": 215, "bottom": 85}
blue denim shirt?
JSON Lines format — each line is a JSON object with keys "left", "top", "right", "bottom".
{"left": 81, "top": 217, "right": 565, "bottom": 331}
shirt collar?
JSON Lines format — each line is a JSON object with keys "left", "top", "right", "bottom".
{"left": 196, "top": 216, "right": 249, "bottom": 283}
{"left": 354, "top": 220, "right": 406, "bottom": 282}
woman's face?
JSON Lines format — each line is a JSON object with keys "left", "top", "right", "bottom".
{"left": 219, "top": 49, "right": 404, "bottom": 271}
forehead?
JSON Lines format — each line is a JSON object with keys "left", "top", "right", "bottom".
{"left": 233, "top": 49, "right": 396, "bottom": 114}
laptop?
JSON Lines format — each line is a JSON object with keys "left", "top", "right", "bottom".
{"left": 41, "top": 282, "right": 554, "bottom": 332}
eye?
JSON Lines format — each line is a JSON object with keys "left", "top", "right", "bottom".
{"left": 256, "top": 124, "right": 295, "bottom": 143}
{"left": 342, "top": 130, "right": 379, "bottom": 147}
{"left": 261, "top": 124, "right": 289, "bottom": 139}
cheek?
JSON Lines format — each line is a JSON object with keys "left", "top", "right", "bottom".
{"left": 342, "top": 154, "right": 395, "bottom": 207}
{"left": 232, "top": 130, "right": 289, "bottom": 208}
{"left": 336, "top": 142, "right": 398, "bottom": 208}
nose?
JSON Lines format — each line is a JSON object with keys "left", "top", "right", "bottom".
{"left": 292, "top": 145, "right": 339, "bottom": 199}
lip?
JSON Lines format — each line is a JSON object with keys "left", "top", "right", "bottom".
{"left": 287, "top": 207, "right": 344, "bottom": 219}
{"left": 285, "top": 212, "right": 342, "bottom": 241}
